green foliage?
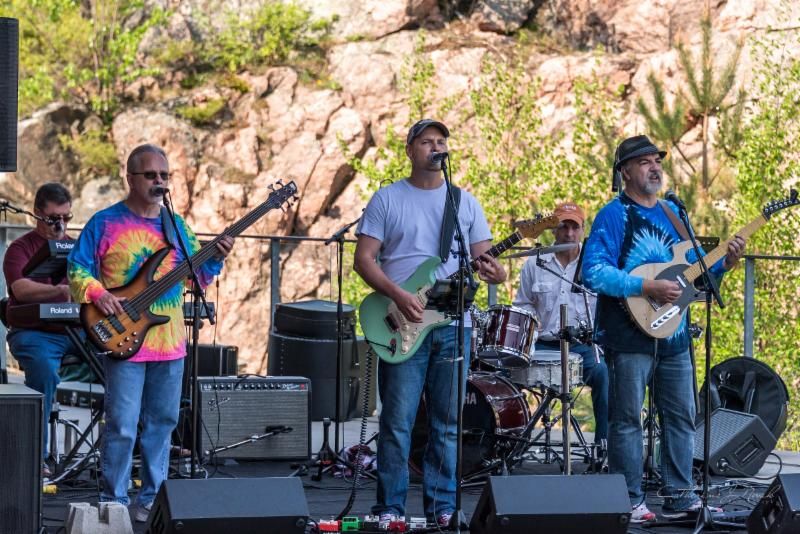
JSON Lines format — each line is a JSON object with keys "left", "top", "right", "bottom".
{"left": 176, "top": 99, "right": 226, "bottom": 126}
{"left": 195, "top": 1, "right": 332, "bottom": 73}
{"left": 58, "top": 128, "right": 118, "bottom": 176}
{"left": 1, "top": 0, "right": 166, "bottom": 123}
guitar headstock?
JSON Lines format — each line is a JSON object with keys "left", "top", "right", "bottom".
{"left": 268, "top": 180, "right": 299, "bottom": 211}
{"left": 512, "top": 213, "right": 560, "bottom": 239}
{"left": 763, "top": 188, "right": 799, "bottom": 220}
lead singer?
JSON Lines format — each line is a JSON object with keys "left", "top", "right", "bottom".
{"left": 354, "top": 119, "right": 506, "bottom": 528}
{"left": 67, "top": 144, "right": 234, "bottom": 522}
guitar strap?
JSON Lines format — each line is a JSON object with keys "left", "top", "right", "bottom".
{"left": 439, "top": 186, "right": 461, "bottom": 263}
{"left": 160, "top": 206, "right": 178, "bottom": 248}
{"left": 658, "top": 200, "right": 691, "bottom": 241}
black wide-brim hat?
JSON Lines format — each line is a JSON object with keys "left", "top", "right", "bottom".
{"left": 615, "top": 135, "right": 667, "bottom": 170}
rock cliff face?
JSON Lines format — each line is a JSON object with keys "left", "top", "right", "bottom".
{"left": 3, "top": 0, "right": 798, "bottom": 372}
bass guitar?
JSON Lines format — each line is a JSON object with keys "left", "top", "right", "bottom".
{"left": 625, "top": 189, "right": 798, "bottom": 338}
{"left": 360, "top": 214, "right": 559, "bottom": 363}
{"left": 81, "top": 181, "right": 297, "bottom": 359}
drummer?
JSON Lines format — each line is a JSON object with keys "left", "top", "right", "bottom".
{"left": 512, "top": 201, "right": 608, "bottom": 444}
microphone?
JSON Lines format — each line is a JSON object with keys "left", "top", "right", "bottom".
{"left": 428, "top": 151, "right": 449, "bottom": 164}
{"left": 665, "top": 190, "right": 686, "bottom": 211}
{"left": 151, "top": 186, "right": 169, "bottom": 196}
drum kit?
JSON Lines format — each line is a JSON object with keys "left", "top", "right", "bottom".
{"left": 410, "top": 303, "right": 601, "bottom": 482}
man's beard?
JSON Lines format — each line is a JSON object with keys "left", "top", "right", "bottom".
{"left": 643, "top": 175, "right": 663, "bottom": 195}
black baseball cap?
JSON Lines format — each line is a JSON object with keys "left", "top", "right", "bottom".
{"left": 615, "top": 135, "right": 667, "bottom": 170}
{"left": 406, "top": 119, "right": 449, "bottom": 145}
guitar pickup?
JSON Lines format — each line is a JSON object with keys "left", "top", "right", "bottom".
{"left": 385, "top": 314, "right": 399, "bottom": 332}
{"left": 107, "top": 315, "right": 126, "bottom": 334}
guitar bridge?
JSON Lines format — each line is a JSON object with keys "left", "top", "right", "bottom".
{"left": 92, "top": 322, "right": 113, "bottom": 343}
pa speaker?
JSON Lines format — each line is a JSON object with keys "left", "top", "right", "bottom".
{"left": 746, "top": 473, "right": 800, "bottom": 534}
{"left": 145, "top": 477, "right": 309, "bottom": 534}
{"left": 693, "top": 408, "right": 776, "bottom": 477}
{"left": 0, "top": 384, "right": 42, "bottom": 534}
{"left": 0, "top": 18, "right": 19, "bottom": 172}
{"left": 470, "top": 475, "right": 631, "bottom": 533}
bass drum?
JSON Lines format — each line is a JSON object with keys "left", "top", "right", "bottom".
{"left": 698, "top": 356, "right": 790, "bottom": 440}
{"left": 409, "top": 372, "right": 529, "bottom": 479}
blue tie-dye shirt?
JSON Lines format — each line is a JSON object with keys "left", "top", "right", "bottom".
{"left": 582, "top": 193, "right": 726, "bottom": 355}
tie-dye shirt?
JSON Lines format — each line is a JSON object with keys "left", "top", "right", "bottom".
{"left": 582, "top": 193, "right": 726, "bottom": 355}
{"left": 68, "top": 201, "right": 223, "bottom": 362}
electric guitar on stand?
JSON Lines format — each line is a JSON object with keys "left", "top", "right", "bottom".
{"left": 81, "top": 181, "right": 298, "bottom": 359}
{"left": 625, "top": 189, "right": 798, "bottom": 338}
{"left": 360, "top": 214, "right": 559, "bottom": 363}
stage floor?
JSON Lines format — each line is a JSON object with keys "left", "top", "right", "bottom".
{"left": 39, "top": 412, "right": 799, "bottom": 533}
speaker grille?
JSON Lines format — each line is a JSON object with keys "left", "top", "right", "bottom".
{"left": 0, "top": 385, "right": 42, "bottom": 534}
{"left": 0, "top": 18, "right": 19, "bottom": 172}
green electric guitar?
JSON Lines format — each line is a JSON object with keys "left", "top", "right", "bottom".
{"left": 359, "top": 215, "right": 559, "bottom": 363}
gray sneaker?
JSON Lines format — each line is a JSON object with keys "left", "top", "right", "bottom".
{"left": 133, "top": 501, "right": 153, "bottom": 523}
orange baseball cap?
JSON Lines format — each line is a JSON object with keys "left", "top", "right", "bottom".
{"left": 554, "top": 202, "right": 585, "bottom": 225}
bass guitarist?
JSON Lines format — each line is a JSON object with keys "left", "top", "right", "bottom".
{"left": 67, "top": 144, "right": 234, "bottom": 522}
{"left": 582, "top": 135, "right": 745, "bottom": 522}
{"left": 353, "top": 119, "right": 505, "bottom": 528}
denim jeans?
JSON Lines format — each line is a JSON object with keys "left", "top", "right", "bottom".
{"left": 100, "top": 356, "right": 184, "bottom": 506}
{"left": 8, "top": 329, "right": 80, "bottom": 459}
{"left": 372, "top": 325, "right": 470, "bottom": 518}
{"left": 535, "top": 340, "right": 609, "bottom": 442}
{"left": 606, "top": 349, "right": 696, "bottom": 506}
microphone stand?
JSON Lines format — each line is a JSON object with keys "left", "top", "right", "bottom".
{"left": 162, "top": 191, "right": 216, "bottom": 479}
{"left": 323, "top": 212, "right": 362, "bottom": 456}
{"left": 440, "top": 155, "right": 477, "bottom": 532}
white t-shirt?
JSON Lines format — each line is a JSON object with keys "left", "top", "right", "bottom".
{"left": 356, "top": 179, "right": 492, "bottom": 285}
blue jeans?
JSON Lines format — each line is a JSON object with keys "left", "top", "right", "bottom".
{"left": 100, "top": 357, "right": 184, "bottom": 506}
{"left": 536, "top": 340, "right": 608, "bottom": 442}
{"left": 606, "top": 349, "right": 696, "bottom": 506}
{"left": 8, "top": 329, "right": 80, "bottom": 459}
{"left": 372, "top": 326, "right": 470, "bottom": 518}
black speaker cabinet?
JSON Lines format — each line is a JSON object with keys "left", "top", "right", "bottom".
{"left": 0, "top": 18, "right": 18, "bottom": 172}
{"left": 267, "top": 330, "right": 376, "bottom": 421}
{"left": 273, "top": 299, "right": 356, "bottom": 339}
{"left": 189, "top": 343, "right": 238, "bottom": 376}
{"left": 693, "top": 408, "right": 777, "bottom": 477}
{"left": 145, "top": 477, "right": 309, "bottom": 534}
{"left": 470, "top": 474, "right": 631, "bottom": 534}
{"left": 0, "top": 384, "right": 42, "bottom": 534}
{"left": 196, "top": 375, "right": 310, "bottom": 460}
{"left": 747, "top": 474, "right": 800, "bottom": 534}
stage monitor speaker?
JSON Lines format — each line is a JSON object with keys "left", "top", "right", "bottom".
{"left": 273, "top": 299, "right": 356, "bottom": 339}
{"left": 0, "top": 384, "right": 42, "bottom": 534}
{"left": 470, "top": 474, "right": 631, "bottom": 534}
{"left": 268, "top": 330, "right": 376, "bottom": 421}
{"left": 188, "top": 343, "right": 238, "bottom": 376}
{"left": 693, "top": 408, "right": 776, "bottom": 477}
{"left": 0, "top": 18, "right": 19, "bottom": 172}
{"left": 746, "top": 473, "right": 800, "bottom": 534}
{"left": 196, "top": 375, "right": 310, "bottom": 460}
{"left": 145, "top": 477, "right": 309, "bottom": 534}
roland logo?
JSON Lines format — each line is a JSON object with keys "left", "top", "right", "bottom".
{"left": 49, "top": 305, "right": 74, "bottom": 314}
{"left": 54, "top": 241, "right": 74, "bottom": 250}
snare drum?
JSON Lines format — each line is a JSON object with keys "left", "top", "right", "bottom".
{"left": 507, "top": 350, "right": 583, "bottom": 391}
{"left": 478, "top": 305, "right": 539, "bottom": 368}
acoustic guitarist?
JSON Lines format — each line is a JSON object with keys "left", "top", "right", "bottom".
{"left": 353, "top": 119, "right": 506, "bottom": 528}
{"left": 67, "top": 144, "right": 234, "bottom": 522}
{"left": 582, "top": 135, "right": 745, "bottom": 522}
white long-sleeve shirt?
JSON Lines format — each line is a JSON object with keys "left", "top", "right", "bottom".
{"left": 512, "top": 248, "right": 597, "bottom": 341}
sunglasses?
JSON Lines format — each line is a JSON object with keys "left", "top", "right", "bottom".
{"left": 44, "top": 213, "right": 73, "bottom": 224}
{"left": 130, "top": 171, "right": 172, "bottom": 181}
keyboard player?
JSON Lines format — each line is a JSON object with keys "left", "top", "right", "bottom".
{"left": 2, "top": 183, "right": 81, "bottom": 474}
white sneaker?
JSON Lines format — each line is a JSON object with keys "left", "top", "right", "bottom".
{"left": 630, "top": 502, "right": 656, "bottom": 523}
{"left": 133, "top": 501, "right": 152, "bottom": 523}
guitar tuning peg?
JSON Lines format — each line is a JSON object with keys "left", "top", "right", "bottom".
{"left": 268, "top": 183, "right": 275, "bottom": 191}
{"left": 293, "top": 195, "right": 300, "bottom": 203}
{"left": 277, "top": 179, "right": 284, "bottom": 186}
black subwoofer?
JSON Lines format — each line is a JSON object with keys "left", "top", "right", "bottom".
{"left": 0, "top": 384, "right": 42, "bottom": 534}
{"left": 145, "top": 477, "right": 309, "bottom": 534}
{"left": 470, "top": 474, "right": 631, "bottom": 534}
{"left": 0, "top": 18, "right": 19, "bottom": 172}
{"left": 746, "top": 473, "right": 800, "bottom": 534}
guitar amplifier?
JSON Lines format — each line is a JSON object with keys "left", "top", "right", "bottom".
{"left": 196, "top": 376, "right": 310, "bottom": 461}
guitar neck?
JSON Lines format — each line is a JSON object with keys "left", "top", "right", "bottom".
{"left": 448, "top": 230, "right": 522, "bottom": 280}
{"left": 131, "top": 193, "right": 287, "bottom": 311}
{"left": 684, "top": 214, "right": 766, "bottom": 282}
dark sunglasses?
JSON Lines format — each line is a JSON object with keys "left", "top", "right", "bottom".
{"left": 44, "top": 213, "right": 73, "bottom": 223}
{"left": 130, "top": 171, "right": 172, "bottom": 180}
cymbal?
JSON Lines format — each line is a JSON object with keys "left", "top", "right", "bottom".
{"left": 506, "top": 243, "right": 578, "bottom": 258}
